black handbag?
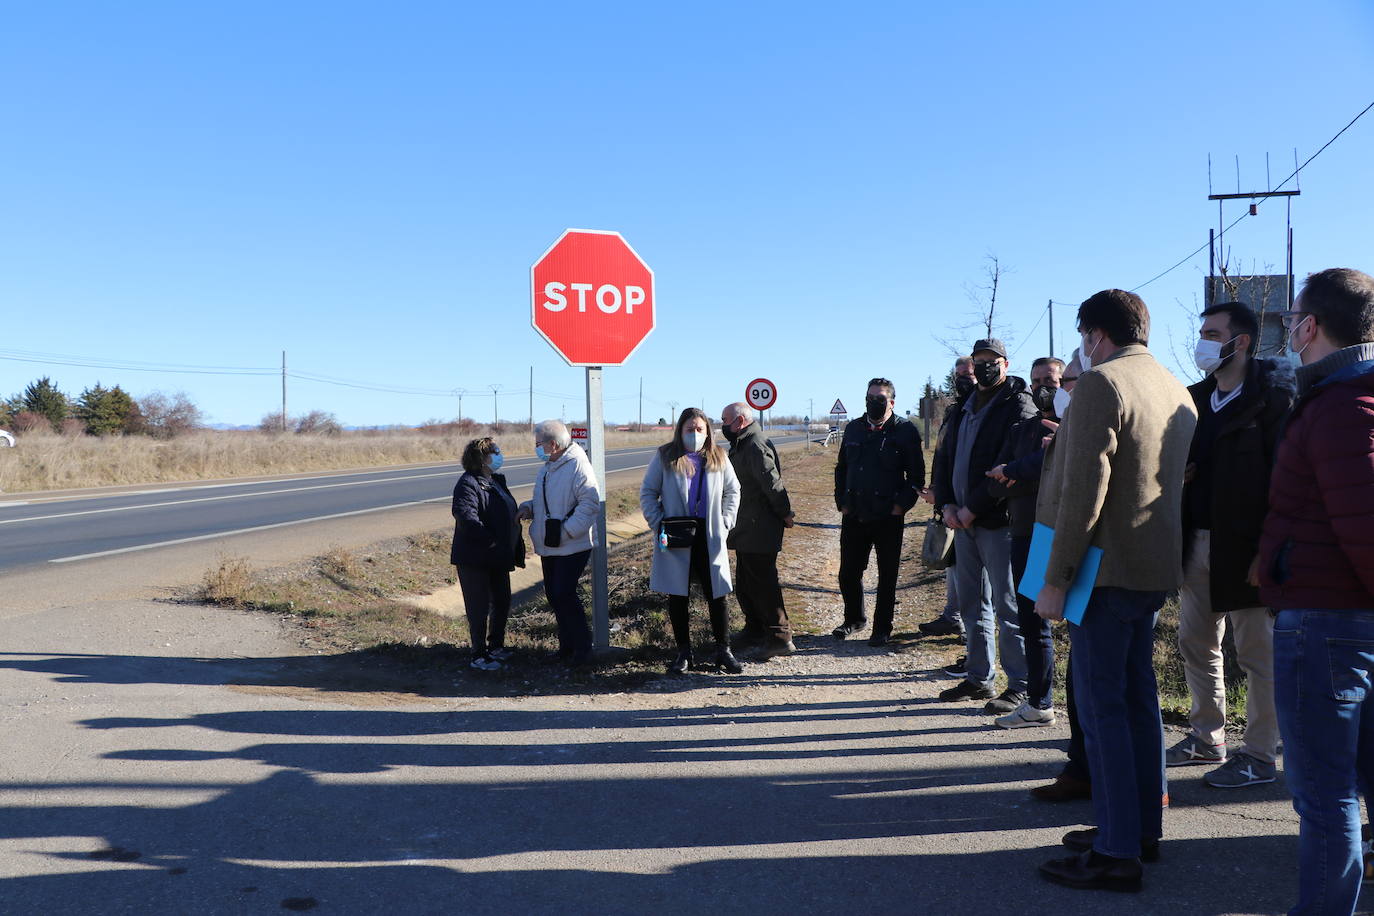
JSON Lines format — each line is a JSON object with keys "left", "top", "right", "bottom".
{"left": 658, "top": 516, "right": 699, "bottom": 549}
{"left": 541, "top": 470, "right": 575, "bottom": 548}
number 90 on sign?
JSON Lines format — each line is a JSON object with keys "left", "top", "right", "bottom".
{"left": 745, "top": 378, "right": 777, "bottom": 412}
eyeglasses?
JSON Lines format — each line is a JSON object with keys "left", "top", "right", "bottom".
{"left": 1280, "top": 310, "right": 1310, "bottom": 329}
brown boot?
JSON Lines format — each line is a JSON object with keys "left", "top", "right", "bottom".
{"left": 1031, "top": 773, "right": 1092, "bottom": 802}
{"left": 754, "top": 637, "right": 796, "bottom": 660}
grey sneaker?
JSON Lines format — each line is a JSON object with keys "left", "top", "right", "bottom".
{"left": 996, "top": 702, "right": 1057, "bottom": 729}
{"left": 1165, "top": 735, "right": 1225, "bottom": 767}
{"left": 1204, "top": 751, "right": 1277, "bottom": 788}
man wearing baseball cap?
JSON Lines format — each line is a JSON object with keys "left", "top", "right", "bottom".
{"left": 931, "top": 337, "right": 1037, "bottom": 713}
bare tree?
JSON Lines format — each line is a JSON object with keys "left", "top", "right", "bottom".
{"left": 936, "top": 253, "right": 1015, "bottom": 357}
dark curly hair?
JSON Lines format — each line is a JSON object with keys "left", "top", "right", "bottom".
{"left": 461, "top": 437, "right": 499, "bottom": 474}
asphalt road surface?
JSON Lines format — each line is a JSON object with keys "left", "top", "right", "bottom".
{"left": 0, "top": 436, "right": 808, "bottom": 573}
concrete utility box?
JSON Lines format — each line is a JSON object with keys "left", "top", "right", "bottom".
{"left": 1204, "top": 274, "right": 1290, "bottom": 357}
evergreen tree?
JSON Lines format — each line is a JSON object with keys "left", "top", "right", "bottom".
{"left": 22, "top": 377, "right": 69, "bottom": 431}
{"left": 77, "top": 383, "right": 138, "bottom": 435}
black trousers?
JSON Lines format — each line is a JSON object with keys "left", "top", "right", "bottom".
{"left": 542, "top": 550, "right": 592, "bottom": 656}
{"left": 455, "top": 563, "right": 511, "bottom": 656}
{"left": 1012, "top": 534, "right": 1055, "bottom": 709}
{"left": 668, "top": 526, "right": 728, "bottom": 648}
{"left": 837, "top": 514, "right": 905, "bottom": 636}
{"left": 735, "top": 550, "right": 791, "bottom": 640}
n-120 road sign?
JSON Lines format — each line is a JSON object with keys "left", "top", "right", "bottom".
{"left": 745, "top": 378, "right": 777, "bottom": 412}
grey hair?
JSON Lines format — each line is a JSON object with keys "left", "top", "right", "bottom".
{"left": 722, "top": 402, "right": 753, "bottom": 423}
{"left": 534, "top": 419, "right": 571, "bottom": 448}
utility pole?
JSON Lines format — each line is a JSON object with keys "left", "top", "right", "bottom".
{"left": 529, "top": 366, "right": 534, "bottom": 431}
{"left": 452, "top": 388, "right": 466, "bottom": 422}
{"left": 668, "top": 400, "right": 679, "bottom": 423}
{"left": 1047, "top": 299, "right": 1054, "bottom": 359}
{"left": 280, "top": 350, "right": 287, "bottom": 432}
{"left": 489, "top": 383, "right": 502, "bottom": 424}
{"left": 638, "top": 377, "right": 643, "bottom": 430}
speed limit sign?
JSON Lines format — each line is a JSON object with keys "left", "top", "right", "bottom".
{"left": 745, "top": 378, "right": 777, "bottom": 411}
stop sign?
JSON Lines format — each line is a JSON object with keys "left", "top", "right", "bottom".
{"left": 531, "top": 229, "right": 655, "bottom": 366}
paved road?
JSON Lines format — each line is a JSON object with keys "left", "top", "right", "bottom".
{"left": 0, "top": 436, "right": 809, "bottom": 572}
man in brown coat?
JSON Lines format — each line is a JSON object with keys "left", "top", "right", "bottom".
{"left": 1034, "top": 290, "right": 1197, "bottom": 893}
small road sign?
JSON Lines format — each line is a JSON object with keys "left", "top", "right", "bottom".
{"left": 829, "top": 399, "right": 847, "bottom": 415}
{"left": 745, "top": 378, "right": 777, "bottom": 412}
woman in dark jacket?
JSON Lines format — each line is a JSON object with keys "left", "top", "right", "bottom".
{"left": 451, "top": 437, "right": 526, "bottom": 670}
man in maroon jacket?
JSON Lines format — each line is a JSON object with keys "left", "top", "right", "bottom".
{"left": 1259, "top": 267, "right": 1374, "bottom": 916}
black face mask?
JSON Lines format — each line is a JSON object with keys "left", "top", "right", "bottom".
{"left": 1032, "top": 385, "right": 1057, "bottom": 414}
{"left": 973, "top": 361, "right": 1003, "bottom": 388}
{"left": 721, "top": 423, "right": 739, "bottom": 441}
{"left": 865, "top": 395, "right": 888, "bottom": 422}
{"left": 954, "top": 375, "right": 976, "bottom": 397}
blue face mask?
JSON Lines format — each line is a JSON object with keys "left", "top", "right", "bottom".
{"left": 535, "top": 445, "right": 549, "bottom": 462}
{"left": 488, "top": 452, "right": 503, "bottom": 472}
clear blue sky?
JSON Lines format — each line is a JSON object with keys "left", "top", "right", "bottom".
{"left": 3, "top": 1, "right": 1372, "bottom": 428}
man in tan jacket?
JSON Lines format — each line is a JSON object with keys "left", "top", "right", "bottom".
{"left": 1034, "top": 289, "right": 1197, "bottom": 893}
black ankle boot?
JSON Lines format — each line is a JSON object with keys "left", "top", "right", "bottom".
{"left": 667, "top": 648, "right": 693, "bottom": 674}
{"left": 714, "top": 644, "right": 743, "bottom": 674}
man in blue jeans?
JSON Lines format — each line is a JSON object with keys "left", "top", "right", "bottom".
{"left": 932, "top": 338, "right": 1036, "bottom": 714}
{"left": 1258, "top": 267, "right": 1374, "bottom": 915}
{"left": 1033, "top": 291, "right": 1196, "bottom": 892}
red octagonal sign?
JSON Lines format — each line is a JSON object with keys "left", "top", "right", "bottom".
{"left": 531, "top": 229, "right": 655, "bottom": 367}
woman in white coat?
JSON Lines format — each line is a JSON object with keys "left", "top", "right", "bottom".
{"left": 640, "top": 408, "right": 742, "bottom": 674}
{"left": 518, "top": 419, "right": 601, "bottom": 667}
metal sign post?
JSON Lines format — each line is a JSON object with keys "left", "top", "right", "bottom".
{"left": 586, "top": 367, "right": 610, "bottom": 647}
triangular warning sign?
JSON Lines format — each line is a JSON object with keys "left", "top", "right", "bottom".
{"left": 829, "top": 399, "right": 847, "bottom": 414}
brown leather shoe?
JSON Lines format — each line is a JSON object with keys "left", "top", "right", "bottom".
{"left": 1030, "top": 773, "right": 1092, "bottom": 802}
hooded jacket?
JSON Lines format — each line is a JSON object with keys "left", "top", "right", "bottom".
{"left": 1183, "top": 357, "right": 1296, "bottom": 613}
{"left": 1259, "top": 346, "right": 1374, "bottom": 610}
{"left": 932, "top": 375, "right": 1036, "bottom": 529}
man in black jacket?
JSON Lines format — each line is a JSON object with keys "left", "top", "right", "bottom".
{"left": 932, "top": 338, "right": 1037, "bottom": 711}
{"left": 832, "top": 377, "right": 925, "bottom": 646}
{"left": 722, "top": 401, "right": 796, "bottom": 659}
{"left": 1170, "top": 301, "right": 1295, "bottom": 787}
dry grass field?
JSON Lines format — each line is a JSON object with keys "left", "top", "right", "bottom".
{"left": 0, "top": 426, "right": 673, "bottom": 494}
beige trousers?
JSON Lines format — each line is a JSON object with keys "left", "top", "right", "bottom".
{"left": 1177, "top": 529, "right": 1279, "bottom": 763}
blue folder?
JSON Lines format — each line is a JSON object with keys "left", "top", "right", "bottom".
{"left": 1017, "top": 522, "right": 1103, "bottom": 625}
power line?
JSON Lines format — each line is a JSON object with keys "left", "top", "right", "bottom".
{"left": 1131, "top": 98, "right": 1374, "bottom": 293}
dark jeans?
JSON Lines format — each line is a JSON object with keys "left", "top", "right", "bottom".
{"left": 668, "top": 526, "right": 728, "bottom": 648}
{"left": 1070, "top": 586, "right": 1167, "bottom": 859}
{"left": 1012, "top": 534, "right": 1054, "bottom": 709}
{"left": 735, "top": 550, "right": 791, "bottom": 641}
{"left": 1274, "top": 608, "right": 1374, "bottom": 916}
{"left": 455, "top": 563, "right": 511, "bottom": 656}
{"left": 1062, "top": 652, "right": 1090, "bottom": 783}
{"left": 838, "top": 514, "right": 904, "bottom": 636}
{"left": 542, "top": 550, "right": 592, "bottom": 656}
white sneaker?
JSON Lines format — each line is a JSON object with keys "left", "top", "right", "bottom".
{"left": 995, "top": 702, "right": 1056, "bottom": 729}
{"left": 470, "top": 655, "right": 502, "bottom": 671}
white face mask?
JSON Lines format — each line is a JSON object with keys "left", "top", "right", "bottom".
{"left": 1286, "top": 315, "right": 1314, "bottom": 367}
{"left": 1053, "top": 387, "right": 1072, "bottom": 418}
{"left": 1194, "top": 335, "right": 1239, "bottom": 374}
{"left": 683, "top": 430, "right": 707, "bottom": 452}
{"left": 1080, "top": 331, "right": 1101, "bottom": 372}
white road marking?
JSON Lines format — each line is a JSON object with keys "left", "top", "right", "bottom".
{"left": 1, "top": 471, "right": 459, "bottom": 525}
{"left": 47, "top": 499, "right": 450, "bottom": 563}
{"left": 44, "top": 461, "right": 653, "bottom": 564}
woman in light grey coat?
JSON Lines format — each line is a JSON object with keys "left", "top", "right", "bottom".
{"left": 640, "top": 407, "right": 741, "bottom": 674}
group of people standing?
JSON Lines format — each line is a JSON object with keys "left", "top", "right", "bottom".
{"left": 449, "top": 403, "right": 797, "bottom": 675}
{"left": 448, "top": 266, "right": 1374, "bottom": 913}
